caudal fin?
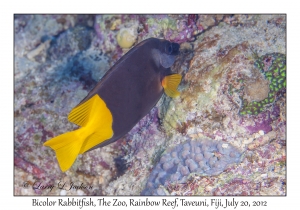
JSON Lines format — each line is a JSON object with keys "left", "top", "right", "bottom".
{"left": 43, "top": 130, "right": 84, "bottom": 172}
{"left": 44, "top": 94, "right": 114, "bottom": 172}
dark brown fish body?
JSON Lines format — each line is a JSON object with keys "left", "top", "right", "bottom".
{"left": 44, "top": 38, "right": 180, "bottom": 171}
{"left": 81, "top": 38, "right": 180, "bottom": 150}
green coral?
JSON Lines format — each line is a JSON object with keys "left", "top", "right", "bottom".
{"left": 240, "top": 53, "right": 286, "bottom": 115}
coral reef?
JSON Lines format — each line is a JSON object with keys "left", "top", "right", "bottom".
{"left": 141, "top": 139, "right": 242, "bottom": 195}
{"left": 143, "top": 15, "right": 203, "bottom": 44}
{"left": 240, "top": 53, "right": 286, "bottom": 115}
{"left": 14, "top": 14, "right": 286, "bottom": 196}
{"left": 165, "top": 139, "right": 286, "bottom": 196}
{"left": 116, "top": 27, "right": 138, "bottom": 48}
{"left": 14, "top": 15, "right": 94, "bottom": 57}
{"left": 48, "top": 25, "right": 94, "bottom": 61}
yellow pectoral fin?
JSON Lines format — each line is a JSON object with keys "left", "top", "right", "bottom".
{"left": 162, "top": 74, "right": 182, "bottom": 98}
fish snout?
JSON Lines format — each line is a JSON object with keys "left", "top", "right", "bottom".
{"left": 171, "top": 43, "right": 180, "bottom": 55}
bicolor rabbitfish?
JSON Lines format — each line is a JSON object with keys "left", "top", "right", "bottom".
{"left": 43, "top": 38, "right": 182, "bottom": 171}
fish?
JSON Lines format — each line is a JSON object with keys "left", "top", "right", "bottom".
{"left": 43, "top": 38, "right": 182, "bottom": 172}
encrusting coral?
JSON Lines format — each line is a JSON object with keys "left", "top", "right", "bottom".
{"left": 116, "top": 27, "right": 137, "bottom": 49}
{"left": 141, "top": 139, "right": 242, "bottom": 195}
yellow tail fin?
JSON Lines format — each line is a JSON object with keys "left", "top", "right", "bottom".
{"left": 43, "top": 94, "right": 113, "bottom": 172}
{"left": 43, "top": 130, "right": 84, "bottom": 172}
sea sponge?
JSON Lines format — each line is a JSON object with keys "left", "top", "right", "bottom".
{"left": 141, "top": 139, "right": 242, "bottom": 195}
{"left": 116, "top": 27, "right": 137, "bottom": 49}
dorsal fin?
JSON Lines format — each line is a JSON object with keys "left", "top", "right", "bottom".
{"left": 162, "top": 74, "right": 182, "bottom": 98}
{"left": 68, "top": 94, "right": 98, "bottom": 127}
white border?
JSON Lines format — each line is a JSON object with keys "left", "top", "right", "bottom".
{"left": 4, "top": 0, "right": 296, "bottom": 209}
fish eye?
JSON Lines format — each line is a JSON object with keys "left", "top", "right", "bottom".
{"left": 165, "top": 43, "right": 173, "bottom": 54}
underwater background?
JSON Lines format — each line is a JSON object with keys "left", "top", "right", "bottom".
{"left": 14, "top": 14, "right": 286, "bottom": 195}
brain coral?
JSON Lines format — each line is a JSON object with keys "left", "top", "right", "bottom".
{"left": 240, "top": 53, "right": 286, "bottom": 115}
{"left": 141, "top": 139, "right": 243, "bottom": 195}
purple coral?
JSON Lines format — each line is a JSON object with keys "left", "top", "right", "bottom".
{"left": 244, "top": 111, "right": 273, "bottom": 135}
{"left": 14, "top": 154, "right": 46, "bottom": 179}
{"left": 141, "top": 139, "right": 242, "bottom": 195}
{"left": 165, "top": 15, "right": 203, "bottom": 44}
